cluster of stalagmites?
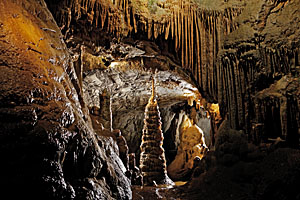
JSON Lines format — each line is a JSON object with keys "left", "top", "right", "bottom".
{"left": 139, "top": 78, "right": 173, "bottom": 186}
{"left": 89, "top": 90, "right": 143, "bottom": 185}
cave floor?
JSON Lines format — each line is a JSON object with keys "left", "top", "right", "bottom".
{"left": 132, "top": 182, "right": 187, "bottom": 200}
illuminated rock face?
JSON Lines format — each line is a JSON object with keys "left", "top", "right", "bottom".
{"left": 140, "top": 78, "right": 173, "bottom": 186}
{"left": 0, "top": 1, "right": 131, "bottom": 199}
{"left": 168, "top": 115, "right": 208, "bottom": 180}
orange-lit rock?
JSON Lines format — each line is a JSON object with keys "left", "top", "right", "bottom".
{"left": 168, "top": 115, "right": 208, "bottom": 180}
{"left": 0, "top": 1, "right": 131, "bottom": 199}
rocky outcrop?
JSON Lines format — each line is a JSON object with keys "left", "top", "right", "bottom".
{"left": 0, "top": 1, "right": 131, "bottom": 199}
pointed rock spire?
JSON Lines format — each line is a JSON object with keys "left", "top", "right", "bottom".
{"left": 150, "top": 75, "right": 156, "bottom": 103}
{"left": 139, "top": 73, "right": 174, "bottom": 186}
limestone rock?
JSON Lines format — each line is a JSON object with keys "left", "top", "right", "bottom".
{"left": 128, "top": 153, "right": 143, "bottom": 185}
{"left": 253, "top": 75, "right": 300, "bottom": 147}
{"left": 99, "top": 89, "right": 113, "bottom": 131}
{"left": 0, "top": 1, "right": 131, "bottom": 199}
{"left": 168, "top": 115, "right": 208, "bottom": 180}
{"left": 139, "top": 77, "right": 173, "bottom": 186}
{"left": 215, "top": 120, "right": 248, "bottom": 166}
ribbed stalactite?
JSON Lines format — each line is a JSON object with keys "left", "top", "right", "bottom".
{"left": 47, "top": 0, "right": 128, "bottom": 40}
{"left": 133, "top": 4, "right": 242, "bottom": 100}
{"left": 217, "top": 45, "right": 300, "bottom": 146}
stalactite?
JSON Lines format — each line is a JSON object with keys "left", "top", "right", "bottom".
{"left": 184, "top": 8, "right": 188, "bottom": 68}
{"left": 148, "top": 19, "right": 152, "bottom": 39}
{"left": 165, "top": 21, "right": 170, "bottom": 40}
{"left": 181, "top": 11, "right": 184, "bottom": 68}
{"left": 174, "top": 11, "right": 178, "bottom": 51}
{"left": 190, "top": 8, "right": 194, "bottom": 74}
{"left": 171, "top": 12, "right": 174, "bottom": 39}
{"left": 195, "top": 10, "right": 200, "bottom": 83}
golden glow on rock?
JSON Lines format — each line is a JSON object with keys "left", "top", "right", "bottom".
{"left": 168, "top": 115, "right": 208, "bottom": 179}
{"left": 207, "top": 103, "right": 221, "bottom": 121}
{"left": 183, "top": 89, "right": 203, "bottom": 109}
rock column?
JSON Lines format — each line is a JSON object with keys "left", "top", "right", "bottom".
{"left": 139, "top": 76, "right": 173, "bottom": 186}
{"left": 99, "top": 88, "right": 113, "bottom": 131}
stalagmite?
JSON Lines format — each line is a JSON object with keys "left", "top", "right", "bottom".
{"left": 139, "top": 76, "right": 173, "bottom": 186}
{"left": 99, "top": 89, "right": 113, "bottom": 131}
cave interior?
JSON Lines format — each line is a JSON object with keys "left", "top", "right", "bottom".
{"left": 0, "top": 0, "right": 300, "bottom": 199}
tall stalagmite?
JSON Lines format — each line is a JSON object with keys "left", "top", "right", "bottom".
{"left": 139, "top": 76, "right": 173, "bottom": 186}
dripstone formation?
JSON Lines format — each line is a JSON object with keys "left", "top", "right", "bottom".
{"left": 139, "top": 77, "right": 173, "bottom": 186}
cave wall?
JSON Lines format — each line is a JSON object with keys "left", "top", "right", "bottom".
{"left": 1, "top": 0, "right": 299, "bottom": 198}
{"left": 0, "top": 0, "right": 131, "bottom": 199}
{"left": 216, "top": 0, "right": 300, "bottom": 145}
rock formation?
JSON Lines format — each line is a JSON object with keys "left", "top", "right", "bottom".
{"left": 99, "top": 88, "right": 113, "bottom": 131}
{"left": 0, "top": 1, "right": 131, "bottom": 199}
{"left": 1, "top": 0, "right": 300, "bottom": 199}
{"left": 168, "top": 115, "right": 208, "bottom": 180}
{"left": 139, "top": 76, "right": 173, "bottom": 186}
{"left": 46, "top": 0, "right": 299, "bottom": 148}
{"left": 214, "top": 0, "right": 300, "bottom": 146}
{"left": 128, "top": 153, "right": 143, "bottom": 185}
{"left": 90, "top": 106, "right": 130, "bottom": 170}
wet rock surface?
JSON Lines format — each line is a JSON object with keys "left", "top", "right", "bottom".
{"left": 0, "top": 1, "right": 130, "bottom": 199}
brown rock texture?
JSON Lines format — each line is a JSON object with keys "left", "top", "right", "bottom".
{"left": 98, "top": 88, "right": 113, "bottom": 131}
{"left": 0, "top": 0, "right": 131, "bottom": 199}
{"left": 44, "top": 0, "right": 300, "bottom": 148}
{"left": 215, "top": 0, "right": 300, "bottom": 146}
{"left": 45, "top": 0, "right": 243, "bottom": 102}
{"left": 139, "top": 77, "right": 173, "bottom": 186}
{"left": 2, "top": 0, "right": 299, "bottom": 198}
{"left": 168, "top": 115, "right": 208, "bottom": 181}
{"left": 253, "top": 75, "right": 300, "bottom": 147}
